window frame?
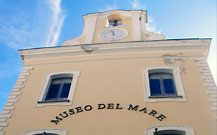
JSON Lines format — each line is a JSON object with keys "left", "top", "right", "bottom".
{"left": 143, "top": 67, "right": 186, "bottom": 102}
{"left": 146, "top": 125, "right": 194, "bottom": 135}
{"left": 35, "top": 71, "right": 80, "bottom": 107}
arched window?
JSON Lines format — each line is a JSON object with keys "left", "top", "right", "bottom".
{"left": 24, "top": 128, "right": 67, "bottom": 135}
{"left": 146, "top": 126, "right": 194, "bottom": 135}
{"left": 154, "top": 129, "right": 185, "bottom": 135}
{"left": 106, "top": 14, "right": 122, "bottom": 27}
{"left": 35, "top": 133, "right": 57, "bottom": 135}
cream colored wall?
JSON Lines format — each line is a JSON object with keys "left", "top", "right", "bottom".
{"left": 141, "top": 32, "right": 149, "bottom": 40}
{"left": 3, "top": 51, "right": 216, "bottom": 135}
{"left": 78, "top": 36, "right": 86, "bottom": 44}
{"left": 93, "top": 16, "right": 134, "bottom": 43}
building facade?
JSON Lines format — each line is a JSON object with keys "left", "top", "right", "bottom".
{"left": 0, "top": 10, "right": 216, "bottom": 135}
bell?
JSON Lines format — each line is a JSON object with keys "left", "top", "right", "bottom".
{"left": 113, "top": 20, "right": 118, "bottom": 26}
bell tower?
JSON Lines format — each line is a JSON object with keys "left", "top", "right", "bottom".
{"left": 62, "top": 10, "right": 165, "bottom": 45}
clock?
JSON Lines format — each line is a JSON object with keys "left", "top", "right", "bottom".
{"left": 100, "top": 29, "right": 128, "bottom": 41}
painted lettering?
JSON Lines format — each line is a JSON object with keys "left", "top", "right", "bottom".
{"left": 69, "top": 109, "right": 75, "bottom": 115}
{"left": 50, "top": 116, "right": 62, "bottom": 125}
{"left": 107, "top": 103, "right": 114, "bottom": 109}
{"left": 116, "top": 103, "right": 123, "bottom": 109}
{"left": 59, "top": 111, "right": 69, "bottom": 118}
{"left": 98, "top": 104, "right": 106, "bottom": 109}
{"left": 50, "top": 103, "right": 167, "bottom": 125}
{"left": 148, "top": 110, "right": 157, "bottom": 117}
{"left": 139, "top": 107, "right": 147, "bottom": 113}
{"left": 128, "top": 104, "right": 139, "bottom": 111}
{"left": 75, "top": 106, "right": 83, "bottom": 113}
{"left": 156, "top": 114, "right": 166, "bottom": 121}
{"left": 84, "top": 105, "right": 93, "bottom": 111}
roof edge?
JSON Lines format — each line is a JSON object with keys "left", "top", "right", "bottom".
{"left": 18, "top": 38, "right": 212, "bottom": 51}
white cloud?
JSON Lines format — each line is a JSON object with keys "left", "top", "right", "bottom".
{"left": 45, "top": 0, "right": 66, "bottom": 46}
{"left": 146, "top": 16, "right": 161, "bottom": 34}
{"left": 0, "top": 12, "right": 37, "bottom": 49}
{"left": 129, "top": 0, "right": 161, "bottom": 34}
{"left": 0, "top": 0, "right": 65, "bottom": 49}
{"left": 131, "top": 0, "right": 146, "bottom": 10}
{"left": 99, "top": 1, "right": 118, "bottom": 12}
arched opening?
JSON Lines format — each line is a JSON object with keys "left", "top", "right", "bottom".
{"left": 35, "top": 133, "right": 58, "bottom": 135}
{"left": 24, "top": 128, "right": 67, "bottom": 135}
{"left": 146, "top": 126, "right": 194, "bottom": 135}
{"left": 106, "top": 14, "right": 122, "bottom": 27}
{"left": 154, "top": 129, "right": 185, "bottom": 135}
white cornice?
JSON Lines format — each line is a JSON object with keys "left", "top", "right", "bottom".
{"left": 19, "top": 38, "right": 211, "bottom": 62}
{"left": 84, "top": 10, "right": 146, "bottom": 18}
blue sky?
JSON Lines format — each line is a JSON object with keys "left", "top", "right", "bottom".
{"left": 0, "top": 0, "right": 216, "bottom": 113}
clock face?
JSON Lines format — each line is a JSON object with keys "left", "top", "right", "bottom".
{"left": 100, "top": 29, "right": 128, "bottom": 41}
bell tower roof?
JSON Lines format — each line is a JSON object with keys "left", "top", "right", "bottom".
{"left": 62, "top": 10, "right": 165, "bottom": 46}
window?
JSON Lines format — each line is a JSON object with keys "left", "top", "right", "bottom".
{"left": 146, "top": 126, "right": 194, "bottom": 135}
{"left": 45, "top": 77, "right": 72, "bottom": 101}
{"left": 149, "top": 72, "right": 177, "bottom": 97}
{"left": 143, "top": 67, "right": 186, "bottom": 102}
{"left": 36, "top": 71, "right": 80, "bottom": 107}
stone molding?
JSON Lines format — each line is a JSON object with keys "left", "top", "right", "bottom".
{"left": 19, "top": 38, "right": 211, "bottom": 62}
{"left": 0, "top": 66, "right": 32, "bottom": 135}
{"left": 97, "top": 10, "right": 138, "bottom": 18}
{"left": 195, "top": 57, "right": 217, "bottom": 120}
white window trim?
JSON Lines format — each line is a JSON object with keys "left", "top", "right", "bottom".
{"left": 146, "top": 125, "right": 194, "bottom": 135}
{"left": 24, "top": 128, "right": 67, "bottom": 135}
{"left": 143, "top": 66, "right": 186, "bottom": 102}
{"left": 35, "top": 71, "right": 80, "bottom": 107}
